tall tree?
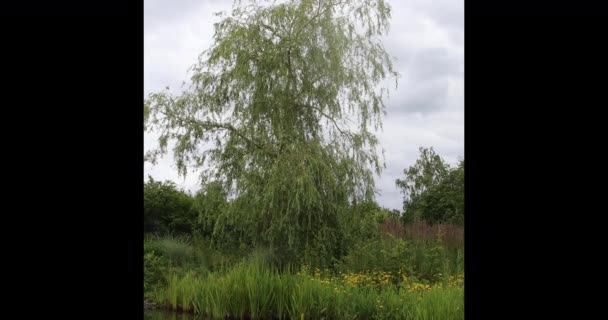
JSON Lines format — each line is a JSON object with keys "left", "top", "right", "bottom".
{"left": 145, "top": 0, "right": 397, "bottom": 265}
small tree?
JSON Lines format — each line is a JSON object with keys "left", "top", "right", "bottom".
{"left": 396, "top": 147, "right": 463, "bottom": 225}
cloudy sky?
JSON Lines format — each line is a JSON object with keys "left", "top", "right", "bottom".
{"left": 144, "top": 0, "right": 464, "bottom": 211}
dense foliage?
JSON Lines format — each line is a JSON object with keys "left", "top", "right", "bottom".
{"left": 396, "top": 147, "right": 464, "bottom": 225}
{"left": 145, "top": 0, "right": 397, "bottom": 266}
{"left": 144, "top": 177, "right": 196, "bottom": 234}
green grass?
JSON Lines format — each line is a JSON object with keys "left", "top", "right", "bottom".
{"left": 144, "top": 230, "right": 464, "bottom": 319}
{"left": 144, "top": 234, "right": 244, "bottom": 298}
{"left": 337, "top": 234, "right": 464, "bottom": 283}
{"left": 149, "top": 256, "right": 464, "bottom": 320}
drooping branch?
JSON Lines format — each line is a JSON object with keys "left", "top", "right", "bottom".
{"left": 187, "top": 119, "right": 277, "bottom": 157}
{"left": 144, "top": 0, "right": 396, "bottom": 264}
{"left": 306, "top": 104, "right": 353, "bottom": 139}
{"left": 160, "top": 110, "right": 278, "bottom": 157}
{"left": 292, "top": 0, "right": 349, "bottom": 41}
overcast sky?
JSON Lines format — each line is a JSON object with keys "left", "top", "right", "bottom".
{"left": 144, "top": 0, "right": 464, "bottom": 211}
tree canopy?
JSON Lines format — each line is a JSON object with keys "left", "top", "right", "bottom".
{"left": 144, "top": 176, "right": 197, "bottom": 234}
{"left": 145, "top": 0, "right": 397, "bottom": 265}
{"left": 396, "top": 147, "right": 464, "bottom": 225}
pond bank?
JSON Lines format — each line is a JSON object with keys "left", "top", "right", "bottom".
{"left": 144, "top": 300, "right": 159, "bottom": 310}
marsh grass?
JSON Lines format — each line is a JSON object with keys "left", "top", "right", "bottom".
{"left": 150, "top": 254, "right": 464, "bottom": 320}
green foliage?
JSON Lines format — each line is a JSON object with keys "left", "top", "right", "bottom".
{"left": 143, "top": 225, "right": 463, "bottom": 318}
{"left": 373, "top": 207, "right": 400, "bottom": 224}
{"left": 191, "top": 181, "right": 228, "bottom": 238}
{"left": 153, "top": 236, "right": 195, "bottom": 266}
{"left": 144, "top": 235, "right": 240, "bottom": 283}
{"left": 396, "top": 147, "right": 464, "bottom": 225}
{"left": 144, "top": 251, "right": 167, "bottom": 296}
{"left": 339, "top": 235, "right": 409, "bottom": 276}
{"left": 338, "top": 234, "right": 463, "bottom": 283}
{"left": 343, "top": 201, "right": 383, "bottom": 244}
{"left": 149, "top": 257, "right": 464, "bottom": 320}
{"left": 144, "top": 177, "right": 197, "bottom": 234}
{"left": 143, "top": 2, "right": 464, "bottom": 316}
{"left": 145, "top": 0, "right": 398, "bottom": 265}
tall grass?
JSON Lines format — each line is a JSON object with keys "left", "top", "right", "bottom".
{"left": 145, "top": 226, "right": 464, "bottom": 319}
{"left": 338, "top": 233, "right": 463, "bottom": 282}
{"left": 144, "top": 234, "right": 241, "bottom": 272}
{"left": 150, "top": 255, "right": 464, "bottom": 320}
{"left": 144, "top": 234, "right": 245, "bottom": 298}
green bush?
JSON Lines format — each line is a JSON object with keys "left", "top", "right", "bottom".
{"left": 339, "top": 235, "right": 410, "bottom": 278}
{"left": 144, "top": 177, "right": 197, "bottom": 235}
{"left": 338, "top": 234, "right": 462, "bottom": 282}
{"left": 144, "top": 251, "right": 167, "bottom": 296}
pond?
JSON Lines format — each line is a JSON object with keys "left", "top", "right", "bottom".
{"left": 144, "top": 309, "right": 202, "bottom": 320}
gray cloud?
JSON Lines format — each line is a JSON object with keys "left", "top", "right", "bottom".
{"left": 144, "top": 0, "right": 464, "bottom": 210}
{"left": 406, "top": 48, "right": 462, "bottom": 81}
{"left": 144, "top": 0, "right": 225, "bottom": 32}
{"left": 386, "top": 48, "right": 461, "bottom": 113}
{"left": 393, "top": 0, "right": 464, "bottom": 45}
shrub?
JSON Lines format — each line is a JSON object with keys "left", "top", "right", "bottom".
{"left": 144, "top": 177, "right": 197, "bottom": 235}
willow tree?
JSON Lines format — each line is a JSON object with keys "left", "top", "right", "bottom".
{"left": 145, "top": 0, "right": 397, "bottom": 266}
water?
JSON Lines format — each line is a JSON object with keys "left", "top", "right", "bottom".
{"left": 144, "top": 309, "right": 202, "bottom": 320}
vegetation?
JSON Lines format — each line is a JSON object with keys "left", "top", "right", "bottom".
{"left": 149, "top": 256, "right": 463, "bottom": 320}
{"left": 143, "top": 0, "right": 464, "bottom": 319}
{"left": 144, "top": 231, "right": 463, "bottom": 320}
{"left": 143, "top": 209, "right": 464, "bottom": 319}
{"left": 396, "top": 147, "right": 464, "bottom": 225}
{"left": 144, "top": 177, "right": 197, "bottom": 235}
{"left": 145, "top": 0, "right": 398, "bottom": 267}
